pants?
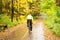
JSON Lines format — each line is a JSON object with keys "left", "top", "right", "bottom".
{"left": 27, "top": 19, "right": 32, "bottom": 31}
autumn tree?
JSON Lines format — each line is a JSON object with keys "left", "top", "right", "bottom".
{"left": 0, "top": 0, "right": 2, "bottom": 14}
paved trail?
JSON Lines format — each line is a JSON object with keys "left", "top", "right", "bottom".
{"left": 29, "top": 22, "right": 45, "bottom": 40}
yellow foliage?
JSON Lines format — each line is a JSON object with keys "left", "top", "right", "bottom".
{"left": 28, "top": 0, "right": 33, "bottom": 3}
{"left": 1, "top": 0, "right": 40, "bottom": 21}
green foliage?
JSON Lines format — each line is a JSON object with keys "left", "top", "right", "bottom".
{"left": 32, "top": 11, "right": 40, "bottom": 19}
{"left": 40, "top": 0, "right": 60, "bottom": 37}
{"left": 56, "top": 7, "right": 60, "bottom": 17}
{"left": 53, "top": 7, "right": 60, "bottom": 37}
{"left": 0, "top": 14, "right": 19, "bottom": 29}
{"left": 40, "top": 0, "right": 56, "bottom": 14}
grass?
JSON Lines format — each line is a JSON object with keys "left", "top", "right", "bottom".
{"left": 0, "top": 14, "right": 20, "bottom": 30}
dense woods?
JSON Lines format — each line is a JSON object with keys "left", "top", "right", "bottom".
{"left": 0, "top": 0, "right": 60, "bottom": 37}
{"left": 0, "top": 0, "right": 40, "bottom": 30}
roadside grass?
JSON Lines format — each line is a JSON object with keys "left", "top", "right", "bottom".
{"left": 0, "top": 14, "right": 21, "bottom": 30}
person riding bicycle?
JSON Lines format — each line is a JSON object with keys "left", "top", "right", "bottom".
{"left": 27, "top": 14, "right": 33, "bottom": 31}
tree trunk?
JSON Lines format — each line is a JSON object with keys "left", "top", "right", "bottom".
{"left": 0, "top": 0, "right": 2, "bottom": 14}
{"left": 11, "top": 0, "right": 14, "bottom": 22}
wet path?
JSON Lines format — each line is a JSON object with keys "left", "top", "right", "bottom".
{"left": 29, "top": 22, "right": 45, "bottom": 40}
